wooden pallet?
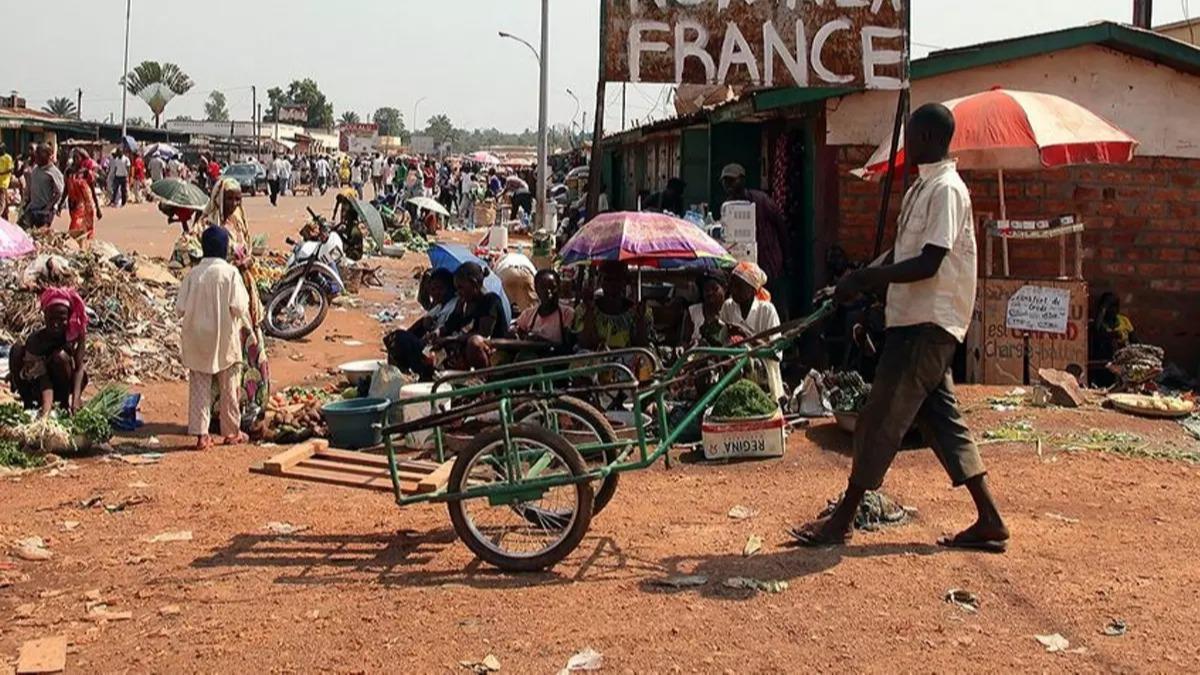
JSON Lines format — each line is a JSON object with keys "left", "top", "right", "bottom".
{"left": 250, "top": 440, "right": 454, "bottom": 496}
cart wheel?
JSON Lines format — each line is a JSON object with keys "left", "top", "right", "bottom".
{"left": 514, "top": 397, "right": 621, "bottom": 516}
{"left": 447, "top": 424, "right": 594, "bottom": 572}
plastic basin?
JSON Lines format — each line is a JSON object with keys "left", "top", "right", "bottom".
{"left": 321, "top": 397, "right": 390, "bottom": 449}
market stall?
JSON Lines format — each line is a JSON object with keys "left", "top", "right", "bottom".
{"left": 856, "top": 88, "right": 1139, "bottom": 385}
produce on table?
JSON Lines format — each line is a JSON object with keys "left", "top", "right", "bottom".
{"left": 824, "top": 371, "right": 872, "bottom": 413}
{"left": 711, "top": 379, "right": 778, "bottom": 419}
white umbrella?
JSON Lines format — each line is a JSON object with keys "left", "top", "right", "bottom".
{"left": 407, "top": 197, "right": 450, "bottom": 217}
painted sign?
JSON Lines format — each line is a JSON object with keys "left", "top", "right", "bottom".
{"left": 339, "top": 123, "right": 379, "bottom": 154}
{"left": 1005, "top": 285, "right": 1071, "bottom": 334}
{"left": 966, "top": 279, "right": 1088, "bottom": 386}
{"left": 277, "top": 104, "right": 309, "bottom": 124}
{"left": 604, "top": 0, "right": 906, "bottom": 89}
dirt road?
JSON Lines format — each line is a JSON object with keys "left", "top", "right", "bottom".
{"left": 3, "top": 197, "right": 1200, "bottom": 673}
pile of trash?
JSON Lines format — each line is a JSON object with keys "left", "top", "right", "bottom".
{"left": 0, "top": 234, "right": 185, "bottom": 384}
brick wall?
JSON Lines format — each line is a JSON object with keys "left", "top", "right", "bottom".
{"left": 832, "top": 145, "right": 1200, "bottom": 371}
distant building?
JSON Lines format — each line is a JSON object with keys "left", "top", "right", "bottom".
{"left": 1155, "top": 17, "right": 1200, "bottom": 45}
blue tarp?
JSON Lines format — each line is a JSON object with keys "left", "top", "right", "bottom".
{"left": 427, "top": 243, "right": 512, "bottom": 325}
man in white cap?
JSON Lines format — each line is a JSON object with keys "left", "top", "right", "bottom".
{"left": 720, "top": 163, "right": 789, "bottom": 317}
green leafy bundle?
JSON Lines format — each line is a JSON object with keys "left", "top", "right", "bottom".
{"left": 712, "top": 380, "right": 778, "bottom": 419}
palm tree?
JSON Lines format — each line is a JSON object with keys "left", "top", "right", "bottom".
{"left": 43, "top": 97, "right": 78, "bottom": 118}
{"left": 339, "top": 110, "right": 361, "bottom": 125}
{"left": 120, "top": 61, "right": 194, "bottom": 128}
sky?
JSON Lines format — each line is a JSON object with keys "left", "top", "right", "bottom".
{"left": 1, "top": 0, "right": 1194, "bottom": 134}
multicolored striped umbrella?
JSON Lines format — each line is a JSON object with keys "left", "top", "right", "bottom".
{"left": 0, "top": 218, "right": 35, "bottom": 259}
{"left": 560, "top": 211, "right": 735, "bottom": 269}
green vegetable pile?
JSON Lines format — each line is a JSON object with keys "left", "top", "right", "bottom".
{"left": 2, "top": 384, "right": 128, "bottom": 453}
{"left": 712, "top": 380, "right": 778, "bottom": 418}
{"left": 391, "top": 227, "right": 430, "bottom": 252}
{"left": 0, "top": 402, "right": 32, "bottom": 429}
{"left": 0, "top": 438, "right": 45, "bottom": 469}
{"left": 824, "top": 371, "right": 872, "bottom": 413}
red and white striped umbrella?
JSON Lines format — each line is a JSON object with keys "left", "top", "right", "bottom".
{"left": 856, "top": 88, "right": 1138, "bottom": 179}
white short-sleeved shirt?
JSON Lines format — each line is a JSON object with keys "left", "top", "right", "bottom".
{"left": 885, "top": 158, "right": 977, "bottom": 342}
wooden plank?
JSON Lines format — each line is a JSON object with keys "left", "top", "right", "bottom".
{"left": 261, "top": 440, "right": 326, "bottom": 474}
{"left": 316, "top": 448, "right": 439, "bottom": 473}
{"left": 416, "top": 460, "right": 455, "bottom": 494}
{"left": 278, "top": 465, "right": 416, "bottom": 493}
{"left": 17, "top": 635, "right": 66, "bottom": 674}
{"left": 297, "top": 458, "right": 431, "bottom": 484}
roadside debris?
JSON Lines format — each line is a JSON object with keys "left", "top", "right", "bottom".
{"left": 742, "top": 534, "right": 763, "bottom": 557}
{"left": 650, "top": 575, "right": 708, "bottom": 589}
{"left": 1044, "top": 512, "right": 1080, "bottom": 524}
{"left": 1102, "top": 619, "right": 1128, "bottom": 637}
{"left": 12, "top": 536, "right": 53, "bottom": 561}
{"left": 727, "top": 505, "right": 756, "bottom": 520}
{"left": 144, "top": 530, "right": 193, "bottom": 543}
{"left": 723, "top": 577, "right": 788, "bottom": 594}
{"left": 944, "top": 589, "right": 979, "bottom": 613}
{"left": 1037, "top": 368, "right": 1087, "bottom": 408}
{"left": 818, "top": 490, "right": 910, "bottom": 531}
{"left": 1034, "top": 633, "right": 1070, "bottom": 653}
{"left": 266, "top": 521, "right": 309, "bottom": 535}
{"left": 460, "top": 654, "right": 502, "bottom": 673}
{"left": 560, "top": 648, "right": 603, "bottom": 672}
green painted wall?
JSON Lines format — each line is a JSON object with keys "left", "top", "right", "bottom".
{"left": 679, "top": 128, "right": 709, "bottom": 211}
{"left": 708, "top": 122, "right": 762, "bottom": 213}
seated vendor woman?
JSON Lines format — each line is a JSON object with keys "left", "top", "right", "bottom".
{"left": 680, "top": 270, "right": 730, "bottom": 348}
{"left": 436, "top": 262, "right": 509, "bottom": 370}
{"left": 575, "top": 261, "right": 650, "bottom": 350}
{"left": 514, "top": 269, "right": 575, "bottom": 353}
{"left": 8, "top": 288, "right": 89, "bottom": 417}
{"left": 721, "top": 262, "right": 785, "bottom": 404}
{"left": 383, "top": 268, "right": 457, "bottom": 381}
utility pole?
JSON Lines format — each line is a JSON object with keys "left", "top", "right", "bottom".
{"left": 76, "top": 89, "right": 82, "bottom": 120}
{"left": 621, "top": 84, "right": 627, "bottom": 131}
{"left": 1132, "top": 0, "right": 1153, "bottom": 28}
{"left": 251, "top": 85, "right": 257, "bottom": 155}
{"left": 256, "top": 103, "right": 262, "bottom": 157}
{"left": 536, "top": 0, "right": 550, "bottom": 233}
{"left": 120, "top": 0, "right": 132, "bottom": 136}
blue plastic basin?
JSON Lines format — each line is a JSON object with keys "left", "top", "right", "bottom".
{"left": 321, "top": 397, "right": 390, "bottom": 449}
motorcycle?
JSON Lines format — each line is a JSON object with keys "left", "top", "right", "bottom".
{"left": 263, "top": 208, "right": 346, "bottom": 340}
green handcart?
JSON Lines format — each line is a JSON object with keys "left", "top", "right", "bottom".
{"left": 252, "top": 304, "right": 833, "bottom": 571}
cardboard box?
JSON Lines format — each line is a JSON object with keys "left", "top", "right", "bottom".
{"left": 721, "top": 200, "right": 757, "bottom": 243}
{"left": 725, "top": 241, "right": 757, "bottom": 264}
{"left": 702, "top": 411, "right": 786, "bottom": 460}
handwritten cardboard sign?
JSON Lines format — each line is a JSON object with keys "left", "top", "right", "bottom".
{"left": 1006, "top": 285, "right": 1071, "bottom": 334}
{"left": 604, "top": 0, "right": 906, "bottom": 89}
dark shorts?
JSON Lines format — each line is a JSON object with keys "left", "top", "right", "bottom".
{"left": 849, "top": 324, "right": 986, "bottom": 490}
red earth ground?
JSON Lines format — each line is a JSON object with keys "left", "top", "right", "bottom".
{"left": 3, "top": 196, "right": 1200, "bottom": 673}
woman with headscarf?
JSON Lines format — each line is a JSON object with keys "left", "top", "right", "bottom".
{"left": 721, "top": 261, "right": 784, "bottom": 403}
{"left": 681, "top": 270, "right": 730, "bottom": 348}
{"left": 197, "top": 178, "right": 271, "bottom": 425}
{"left": 57, "top": 149, "right": 103, "bottom": 243}
{"left": 176, "top": 227, "right": 251, "bottom": 449}
{"left": 7, "top": 288, "right": 89, "bottom": 416}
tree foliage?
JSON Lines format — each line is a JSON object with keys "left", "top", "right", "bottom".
{"left": 204, "top": 91, "right": 229, "bottom": 122}
{"left": 339, "top": 110, "right": 361, "bottom": 125}
{"left": 372, "top": 107, "right": 405, "bottom": 137}
{"left": 43, "top": 97, "right": 78, "bottom": 118}
{"left": 119, "top": 61, "right": 194, "bottom": 127}
{"left": 125, "top": 117, "right": 150, "bottom": 128}
{"left": 266, "top": 79, "right": 334, "bottom": 129}
{"left": 425, "top": 114, "right": 456, "bottom": 145}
